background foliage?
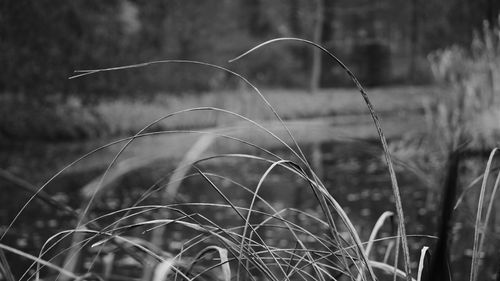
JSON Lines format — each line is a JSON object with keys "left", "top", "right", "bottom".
{"left": 2, "top": 0, "right": 499, "bottom": 100}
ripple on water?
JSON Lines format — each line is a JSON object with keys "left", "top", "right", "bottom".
{"left": 360, "top": 208, "right": 371, "bottom": 217}
{"left": 371, "top": 191, "right": 383, "bottom": 201}
{"left": 347, "top": 193, "right": 360, "bottom": 202}
{"left": 16, "top": 237, "right": 28, "bottom": 248}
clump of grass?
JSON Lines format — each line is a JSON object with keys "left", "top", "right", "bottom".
{"left": 387, "top": 18, "right": 500, "bottom": 280}
{"left": 390, "top": 17, "right": 500, "bottom": 215}
{"left": 427, "top": 18, "right": 500, "bottom": 150}
{"left": 0, "top": 38, "right": 498, "bottom": 281}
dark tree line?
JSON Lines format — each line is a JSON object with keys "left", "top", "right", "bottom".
{"left": 1, "top": 0, "right": 499, "bottom": 100}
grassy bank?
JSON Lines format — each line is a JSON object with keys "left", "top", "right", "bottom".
{"left": 0, "top": 86, "right": 434, "bottom": 142}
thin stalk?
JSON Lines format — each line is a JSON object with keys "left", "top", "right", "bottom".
{"left": 231, "top": 37, "right": 412, "bottom": 280}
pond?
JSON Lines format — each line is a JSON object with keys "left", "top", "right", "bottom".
{"left": 0, "top": 138, "right": 496, "bottom": 280}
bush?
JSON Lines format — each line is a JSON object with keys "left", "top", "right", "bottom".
{"left": 427, "top": 19, "right": 500, "bottom": 150}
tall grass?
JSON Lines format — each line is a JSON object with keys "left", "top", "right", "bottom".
{"left": 389, "top": 19, "right": 500, "bottom": 281}
{"left": 0, "top": 37, "right": 498, "bottom": 281}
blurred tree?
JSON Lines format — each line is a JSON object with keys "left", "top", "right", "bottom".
{"left": 243, "top": 0, "right": 271, "bottom": 37}
{"left": 0, "top": 0, "right": 130, "bottom": 99}
{"left": 1, "top": 0, "right": 500, "bottom": 100}
{"left": 289, "top": 0, "right": 301, "bottom": 36}
{"left": 409, "top": 0, "right": 419, "bottom": 82}
{"left": 310, "top": 0, "right": 324, "bottom": 93}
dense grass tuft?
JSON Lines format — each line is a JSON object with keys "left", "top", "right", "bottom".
{"left": 1, "top": 38, "right": 499, "bottom": 281}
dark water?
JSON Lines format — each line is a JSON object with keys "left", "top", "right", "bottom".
{"left": 0, "top": 140, "right": 496, "bottom": 280}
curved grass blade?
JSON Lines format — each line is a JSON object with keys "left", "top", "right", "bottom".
{"left": 239, "top": 159, "right": 292, "bottom": 279}
{"left": 454, "top": 165, "right": 500, "bottom": 210}
{"left": 71, "top": 60, "right": 311, "bottom": 168}
{"left": 46, "top": 106, "right": 304, "bottom": 279}
{"left": 478, "top": 166, "right": 500, "bottom": 264}
{"left": 152, "top": 258, "right": 175, "bottom": 281}
{"left": 0, "top": 243, "right": 79, "bottom": 280}
{"left": 471, "top": 148, "right": 498, "bottom": 281}
{"left": 188, "top": 246, "right": 231, "bottom": 281}
{"left": 0, "top": 249, "right": 15, "bottom": 281}
{"left": 4, "top": 56, "right": 317, "bottom": 242}
{"left": 230, "top": 37, "right": 411, "bottom": 280}
{"left": 417, "top": 246, "right": 430, "bottom": 281}
{"left": 369, "top": 261, "right": 416, "bottom": 281}
{"left": 365, "top": 211, "right": 395, "bottom": 258}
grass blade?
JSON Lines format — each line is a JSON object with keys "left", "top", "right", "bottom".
{"left": 471, "top": 148, "right": 499, "bottom": 281}
{"left": 152, "top": 258, "right": 175, "bottom": 281}
{"left": 231, "top": 37, "right": 412, "bottom": 280}
{"left": 189, "top": 246, "right": 231, "bottom": 281}
{"left": 0, "top": 243, "right": 78, "bottom": 280}
{"left": 417, "top": 246, "right": 430, "bottom": 281}
{"left": 0, "top": 249, "right": 15, "bottom": 281}
{"left": 369, "top": 260, "right": 416, "bottom": 281}
{"left": 365, "top": 211, "right": 394, "bottom": 258}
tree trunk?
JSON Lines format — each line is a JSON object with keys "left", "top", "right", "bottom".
{"left": 310, "top": 0, "right": 324, "bottom": 93}
{"left": 409, "top": 0, "right": 419, "bottom": 82}
{"left": 243, "top": 0, "right": 268, "bottom": 37}
{"left": 289, "top": 0, "right": 301, "bottom": 36}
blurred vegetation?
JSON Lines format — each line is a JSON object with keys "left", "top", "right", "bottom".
{"left": 0, "top": 87, "right": 432, "bottom": 141}
{"left": 1, "top": 0, "right": 499, "bottom": 142}
{"left": 389, "top": 17, "right": 500, "bottom": 206}
{"left": 427, "top": 19, "right": 500, "bottom": 150}
{"left": 2, "top": 0, "right": 499, "bottom": 99}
